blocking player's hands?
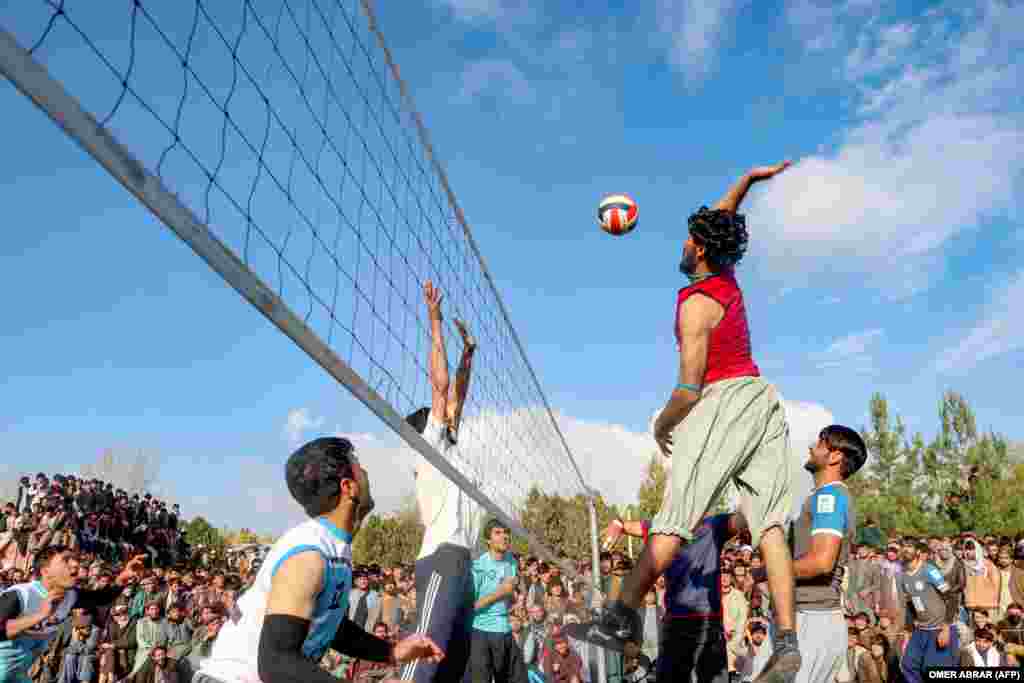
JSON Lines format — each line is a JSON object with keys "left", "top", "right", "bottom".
{"left": 423, "top": 280, "right": 443, "bottom": 320}
{"left": 454, "top": 318, "right": 476, "bottom": 351}
{"left": 392, "top": 633, "right": 444, "bottom": 664}
{"left": 748, "top": 160, "right": 792, "bottom": 182}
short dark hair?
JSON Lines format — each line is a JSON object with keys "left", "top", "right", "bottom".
{"left": 285, "top": 437, "right": 357, "bottom": 517}
{"left": 483, "top": 518, "right": 509, "bottom": 541}
{"left": 34, "top": 546, "right": 68, "bottom": 575}
{"left": 820, "top": 425, "right": 868, "bottom": 479}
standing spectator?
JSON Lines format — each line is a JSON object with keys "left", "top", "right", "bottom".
{"left": 377, "top": 579, "right": 401, "bottom": 631}
{"left": 347, "top": 572, "right": 373, "bottom": 631}
{"left": 878, "top": 544, "right": 905, "bottom": 633}
{"left": 470, "top": 520, "right": 526, "bottom": 683}
{"left": 867, "top": 636, "right": 898, "bottom": 683}
{"left": 957, "top": 627, "right": 1004, "bottom": 667}
{"left": 722, "top": 570, "right": 749, "bottom": 682}
{"left": 964, "top": 538, "right": 1000, "bottom": 621}
{"left": 637, "top": 591, "right": 662, "bottom": 665}
{"left": 735, "top": 620, "right": 772, "bottom": 683}
{"left": 543, "top": 636, "right": 582, "bottom": 683}
{"left": 996, "top": 547, "right": 1014, "bottom": 622}
{"left": 845, "top": 630, "right": 880, "bottom": 683}
{"left": 129, "top": 576, "right": 164, "bottom": 621}
{"left": 347, "top": 623, "right": 396, "bottom": 682}
{"left": 847, "top": 545, "right": 882, "bottom": 623}
{"left": 522, "top": 605, "right": 547, "bottom": 683}
{"left": 932, "top": 539, "right": 966, "bottom": 627}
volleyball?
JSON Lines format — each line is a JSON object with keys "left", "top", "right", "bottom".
{"left": 598, "top": 194, "right": 638, "bottom": 236}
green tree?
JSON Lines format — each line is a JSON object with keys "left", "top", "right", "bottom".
{"left": 352, "top": 496, "right": 424, "bottom": 566}
{"left": 183, "top": 516, "right": 225, "bottom": 549}
{"left": 516, "top": 487, "right": 616, "bottom": 563}
{"left": 636, "top": 454, "right": 667, "bottom": 520}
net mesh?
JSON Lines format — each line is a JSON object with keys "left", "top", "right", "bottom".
{"left": 4, "top": 0, "right": 590, "bottom": 530}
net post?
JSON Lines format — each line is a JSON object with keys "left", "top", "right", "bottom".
{"left": 587, "top": 492, "right": 608, "bottom": 683}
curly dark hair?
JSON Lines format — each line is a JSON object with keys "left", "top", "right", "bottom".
{"left": 687, "top": 206, "right": 749, "bottom": 269}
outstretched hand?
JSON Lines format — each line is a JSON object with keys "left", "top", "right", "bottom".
{"left": 423, "top": 280, "right": 443, "bottom": 319}
{"left": 748, "top": 160, "right": 792, "bottom": 182}
{"left": 454, "top": 319, "right": 476, "bottom": 351}
{"left": 393, "top": 633, "right": 445, "bottom": 664}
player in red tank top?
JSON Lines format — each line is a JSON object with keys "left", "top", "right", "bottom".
{"left": 578, "top": 161, "right": 805, "bottom": 683}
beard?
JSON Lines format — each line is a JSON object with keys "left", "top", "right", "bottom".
{"left": 679, "top": 245, "right": 698, "bottom": 275}
{"left": 803, "top": 458, "right": 820, "bottom": 474}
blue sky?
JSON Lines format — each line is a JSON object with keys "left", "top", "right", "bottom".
{"left": 1, "top": 0, "right": 1022, "bottom": 535}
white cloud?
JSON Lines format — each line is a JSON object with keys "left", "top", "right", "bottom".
{"left": 813, "top": 328, "right": 883, "bottom": 373}
{"left": 655, "top": 0, "right": 741, "bottom": 82}
{"left": 934, "top": 271, "right": 1024, "bottom": 373}
{"left": 456, "top": 60, "right": 535, "bottom": 107}
{"left": 282, "top": 408, "right": 324, "bottom": 446}
{"left": 755, "top": 0, "right": 1024, "bottom": 292}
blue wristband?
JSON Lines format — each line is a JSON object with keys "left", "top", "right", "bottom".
{"left": 676, "top": 383, "right": 702, "bottom": 393}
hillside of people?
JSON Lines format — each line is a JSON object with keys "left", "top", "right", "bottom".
{"left": 2, "top": 391, "right": 1024, "bottom": 683}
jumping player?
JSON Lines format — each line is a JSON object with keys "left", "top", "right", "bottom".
{"left": 583, "top": 160, "right": 802, "bottom": 683}
{"left": 599, "top": 512, "right": 746, "bottom": 683}
{"left": 400, "top": 279, "right": 485, "bottom": 683}
{"left": 0, "top": 549, "right": 146, "bottom": 683}
{"left": 195, "top": 437, "right": 443, "bottom": 683}
{"left": 765, "top": 425, "right": 866, "bottom": 683}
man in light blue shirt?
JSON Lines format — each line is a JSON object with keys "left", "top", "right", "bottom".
{"left": 470, "top": 519, "right": 526, "bottom": 683}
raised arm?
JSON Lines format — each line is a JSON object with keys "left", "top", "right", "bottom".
{"left": 424, "top": 281, "right": 450, "bottom": 425}
{"left": 713, "top": 161, "right": 792, "bottom": 214}
{"left": 446, "top": 319, "right": 477, "bottom": 438}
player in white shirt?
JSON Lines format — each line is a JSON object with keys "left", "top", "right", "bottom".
{"left": 400, "top": 280, "right": 485, "bottom": 683}
{"left": 195, "top": 437, "right": 443, "bottom": 683}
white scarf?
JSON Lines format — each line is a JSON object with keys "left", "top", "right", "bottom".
{"left": 965, "top": 540, "right": 987, "bottom": 576}
{"left": 968, "top": 643, "right": 1000, "bottom": 667}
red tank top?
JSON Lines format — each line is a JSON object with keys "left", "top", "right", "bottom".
{"left": 674, "top": 270, "right": 760, "bottom": 385}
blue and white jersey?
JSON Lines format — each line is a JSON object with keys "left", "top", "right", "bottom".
{"left": 0, "top": 582, "right": 78, "bottom": 681}
{"left": 792, "top": 481, "right": 857, "bottom": 611}
{"left": 199, "top": 517, "right": 353, "bottom": 683}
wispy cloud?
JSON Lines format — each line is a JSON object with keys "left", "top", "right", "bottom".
{"left": 456, "top": 59, "right": 535, "bottom": 107}
{"left": 431, "top": 0, "right": 505, "bottom": 22}
{"left": 654, "top": 0, "right": 741, "bottom": 83}
{"left": 752, "top": 0, "right": 1024, "bottom": 294}
{"left": 282, "top": 408, "right": 325, "bottom": 446}
{"left": 813, "top": 328, "right": 884, "bottom": 373}
{"left": 934, "top": 272, "right": 1024, "bottom": 373}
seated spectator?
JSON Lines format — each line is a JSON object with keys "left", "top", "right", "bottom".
{"left": 163, "top": 603, "right": 192, "bottom": 665}
{"left": 735, "top": 620, "right": 772, "bottom": 683}
{"left": 99, "top": 603, "right": 136, "bottom": 682}
{"left": 544, "top": 635, "right": 582, "bottom": 683}
{"left": 997, "top": 603, "right": 1024, "bottom": 646}
{"left": 958, "top": 627, "right": 1005, "bottom": 667}
{"left": 126, "top": 645, "right": 177, "bottom": 683}
{"left": 347, "top": 623, "right": 397, "bottom": 682}
{"left": 133, "top": 602, "right": 170, "bottom": 675}
{"left": 60, "top": 614, "right": 100, "bottom": 683}
{"left": 867, "top": 636, "right": 898, "bottom": 683}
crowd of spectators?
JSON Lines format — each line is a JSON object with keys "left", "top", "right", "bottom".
{"left": 5, "top": 472, "right": 1024, "bottom": 683}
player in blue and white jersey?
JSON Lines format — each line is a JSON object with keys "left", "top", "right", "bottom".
{"left": 768, "top": 425, "right": 866, "bottom": 683}
{"left": 195, "top": 437, "right": 443, "bottom": 683}
{"left": 898, "top": 540, "right": 959, "bottom": 683}
{"left": 0, "top": 547, "right": 146, "bottom": 683}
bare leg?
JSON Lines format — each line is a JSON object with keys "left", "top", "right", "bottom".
{"left": 616, "top": 534, "right": 682, "bottom": 609}
{"left": 758, "top": 525, "right": 795, "bottom": 631}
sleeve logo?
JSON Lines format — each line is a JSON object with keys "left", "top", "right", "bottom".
{"left": 816, "top": 494, "right": 836, "bottom": 514}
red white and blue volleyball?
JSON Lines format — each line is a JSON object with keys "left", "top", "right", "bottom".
{"left": 598, "top": 194, "right": 638, "bottom": 236}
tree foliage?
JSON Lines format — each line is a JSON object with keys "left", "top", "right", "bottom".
{"left": 516, "top": 486, "right": 617, "bottom": 563}
{"left": 183, "top": 516, "right": 225, "bottom": 549}
{"left": 352, "top": 496, "right": 424, "bottom": 566}
{"left": 636, "top": 454, "right": 667, "bottom": 520}
{"left": 853, "top": 391, "right": 1021, "bottom": 537}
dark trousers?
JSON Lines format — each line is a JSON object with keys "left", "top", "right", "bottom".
{"left": 401, "top": 544, "right": 474, "bottom": 683}
{"left": 470, "top": 630, "right": 527, "bottom": 683}
{"left": 901, "top": 627, "right": 959, "bottom": 683}
{"left": 657, "top": 618, "right": 729, "bottom": 683}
